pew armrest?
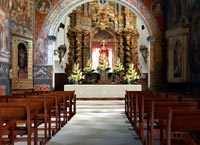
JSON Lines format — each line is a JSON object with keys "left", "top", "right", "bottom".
{"left": 2, "top": 119, "right": 16, "bottom": 130}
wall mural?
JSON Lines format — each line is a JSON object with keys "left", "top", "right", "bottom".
{"left": 0, "top": 63, "right": 9, "bottom": 78}
{"left": 10, "top": 0, "right": 34, "bottom": 38}
{"left": 0, "top": 62, "right": 10, "bottom": 95}
{"left": 34, "top": 66, "right": 52, "bottom": 79}
{"left": 0, "top": 1, "right": 11, "bottom": 95}
{"left": 0, "top": 5, "right": 10, "bottom": 62}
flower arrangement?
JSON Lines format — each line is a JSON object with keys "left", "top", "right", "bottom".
{"left": 113, "top": 58, "right": 124, "bottom": 73}
{"left": 84, "top": 59, "right": 95, "bottom": 73}
{"left": 97, "top": 57, "right": 110, "bottom": 71}
{"left": 124, "top": 63, "right": 140, "bottom": 84}
{"left": 68, "top": 62, "right": 85, "bottom": 84}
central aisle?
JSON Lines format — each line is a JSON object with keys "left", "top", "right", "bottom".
{"left": 46, "top": 100, "right": 142, "bottom": 145}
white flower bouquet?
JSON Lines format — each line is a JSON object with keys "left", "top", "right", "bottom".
{"left": 124, "top": 63, "right": 140, "bottom": 84}
{"left": 68, "top": 63, "right": 85, "bottom": 84}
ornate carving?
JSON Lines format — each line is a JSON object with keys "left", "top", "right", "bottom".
{"left": 75, "top": 32, "right": 82, "bottom": 68}
{"left": 67, "top": 1, "right": 139, "bottom": 75}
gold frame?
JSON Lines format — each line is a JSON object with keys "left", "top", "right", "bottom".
{"left": 12, "top": 36, "right": 33, "bottom": 89}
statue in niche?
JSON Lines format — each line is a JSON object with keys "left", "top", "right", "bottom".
{"left": 99, "top": 40, "right": 109, "bottom": 65}
{"left": 18, "top": 43, "right": 28, "bottom": 78}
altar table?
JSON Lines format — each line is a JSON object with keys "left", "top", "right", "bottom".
{"left": 64, "top": 84, "right": 142, "bottom": 98}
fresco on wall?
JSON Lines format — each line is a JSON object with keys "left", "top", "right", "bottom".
{"left": 34, "top": 66, "right": 52, "bottom": 79}
{"left": 34, "top": 38, "right": 48, "bottom": 64}
{"left": 190, "top": 0, "right": 200, "bottom": 82}
{"left": 0, "top": 6, "right": 10, "bottom": 62}
{"left": 36, "top": 0, "right": 51, "bottom": 14}
{"left": 10, "top": 0, "right": 34, "bottom": 37}
{"left": 0, "top": 63, "right": 9, "bottom": 78}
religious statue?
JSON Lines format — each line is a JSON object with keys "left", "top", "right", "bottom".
{"left": 99, "top": 40, "right": 109, "bottom": 65}
{"left": 18, "top": 44, "right": 27, "bottom": 78}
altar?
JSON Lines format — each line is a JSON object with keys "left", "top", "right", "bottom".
{"left": 64, "top": 84, "right": 142, "bottom": 98}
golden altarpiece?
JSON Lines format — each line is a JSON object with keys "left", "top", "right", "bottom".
{"left": 66, "top": 1, "right": 140, "bottom": 83}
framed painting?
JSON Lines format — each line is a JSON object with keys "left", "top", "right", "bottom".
{"left": 166, "top": 28, "right": 189, "bottom": 83}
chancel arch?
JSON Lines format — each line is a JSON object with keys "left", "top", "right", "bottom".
{"left": 37, "top": 0, "right": 162, "bottom": 90}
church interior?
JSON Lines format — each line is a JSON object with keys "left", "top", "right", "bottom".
{"left": 0, "top": 0, "right": 200, "bottom": 144}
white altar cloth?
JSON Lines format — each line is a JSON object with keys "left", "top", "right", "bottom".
{"left": 64, "top": 84, "right": 142, "bottom": 98}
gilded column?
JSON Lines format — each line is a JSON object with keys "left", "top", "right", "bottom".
{"left": 83, "top": 32, "right": 90, "bottom": 69}
{"left": 117, "top": 33, "right": 124, "bottom": 64}
{"left": 130, "top": 32, "right": 139, "bottom": 66}
{"left": 125, "top": 33, "right": 132, "bottom": 70}
{"left": 75, "top": 32, "right": 82, "bottom": 68}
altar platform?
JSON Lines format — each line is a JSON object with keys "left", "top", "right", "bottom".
{"left": 64, "top": 84, "right": 142, "bottom": 98}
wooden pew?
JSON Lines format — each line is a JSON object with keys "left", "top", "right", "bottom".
{"left": 138, "top": 92, "right": 191, "bottom": 144}
{"left": 49, "top": 91, "right": 73, "bottom": 126}
{"left": 162, "top": 108, "right": 200, "bottom": 145}
{"left": 0, "top": 102, "right": 38, "bottom": 145}
{"left": 183, "top": 134, "right": 198, "bottom": 145}
{"left": 7, "top": 97, "right": 48, "bottom": 144}
{"left": 0, "top": 109, "right": 16, "bottom": 145}
{"left": 25, "top": 94, "right": 58, "bottom": 140}
{"left": 125, "top": 91, "right": 141, "bottom": 132}
{"left": 148, "top": 100, "right": 199, "bottom": 145}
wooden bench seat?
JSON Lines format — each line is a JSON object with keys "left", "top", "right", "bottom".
{"left": 0, "top": 102, "right": 39, "bottom": 145}
{"left": 25, "top": 95, "right": 58, "bottom": 140}
{"left": 0, "top": 109, "right": 16, "bottom": 145}
{"left": 138, "top": 94, "right": 182, "bottom": 144}
{"left": 147, "top": 100, "right": 199, "bottom": 145}
{"left": 7, "top": 97, "right": 50, "bottom": 144}
{"left": 162, "top": 108, "right": 200, "bottom": 145}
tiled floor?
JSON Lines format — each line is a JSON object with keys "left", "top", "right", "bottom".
{"left": 15, "top": 100, "right": 142, "bottom": 145}
{"left": 46, "top": 100, "right": 142, "bottom": 145}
